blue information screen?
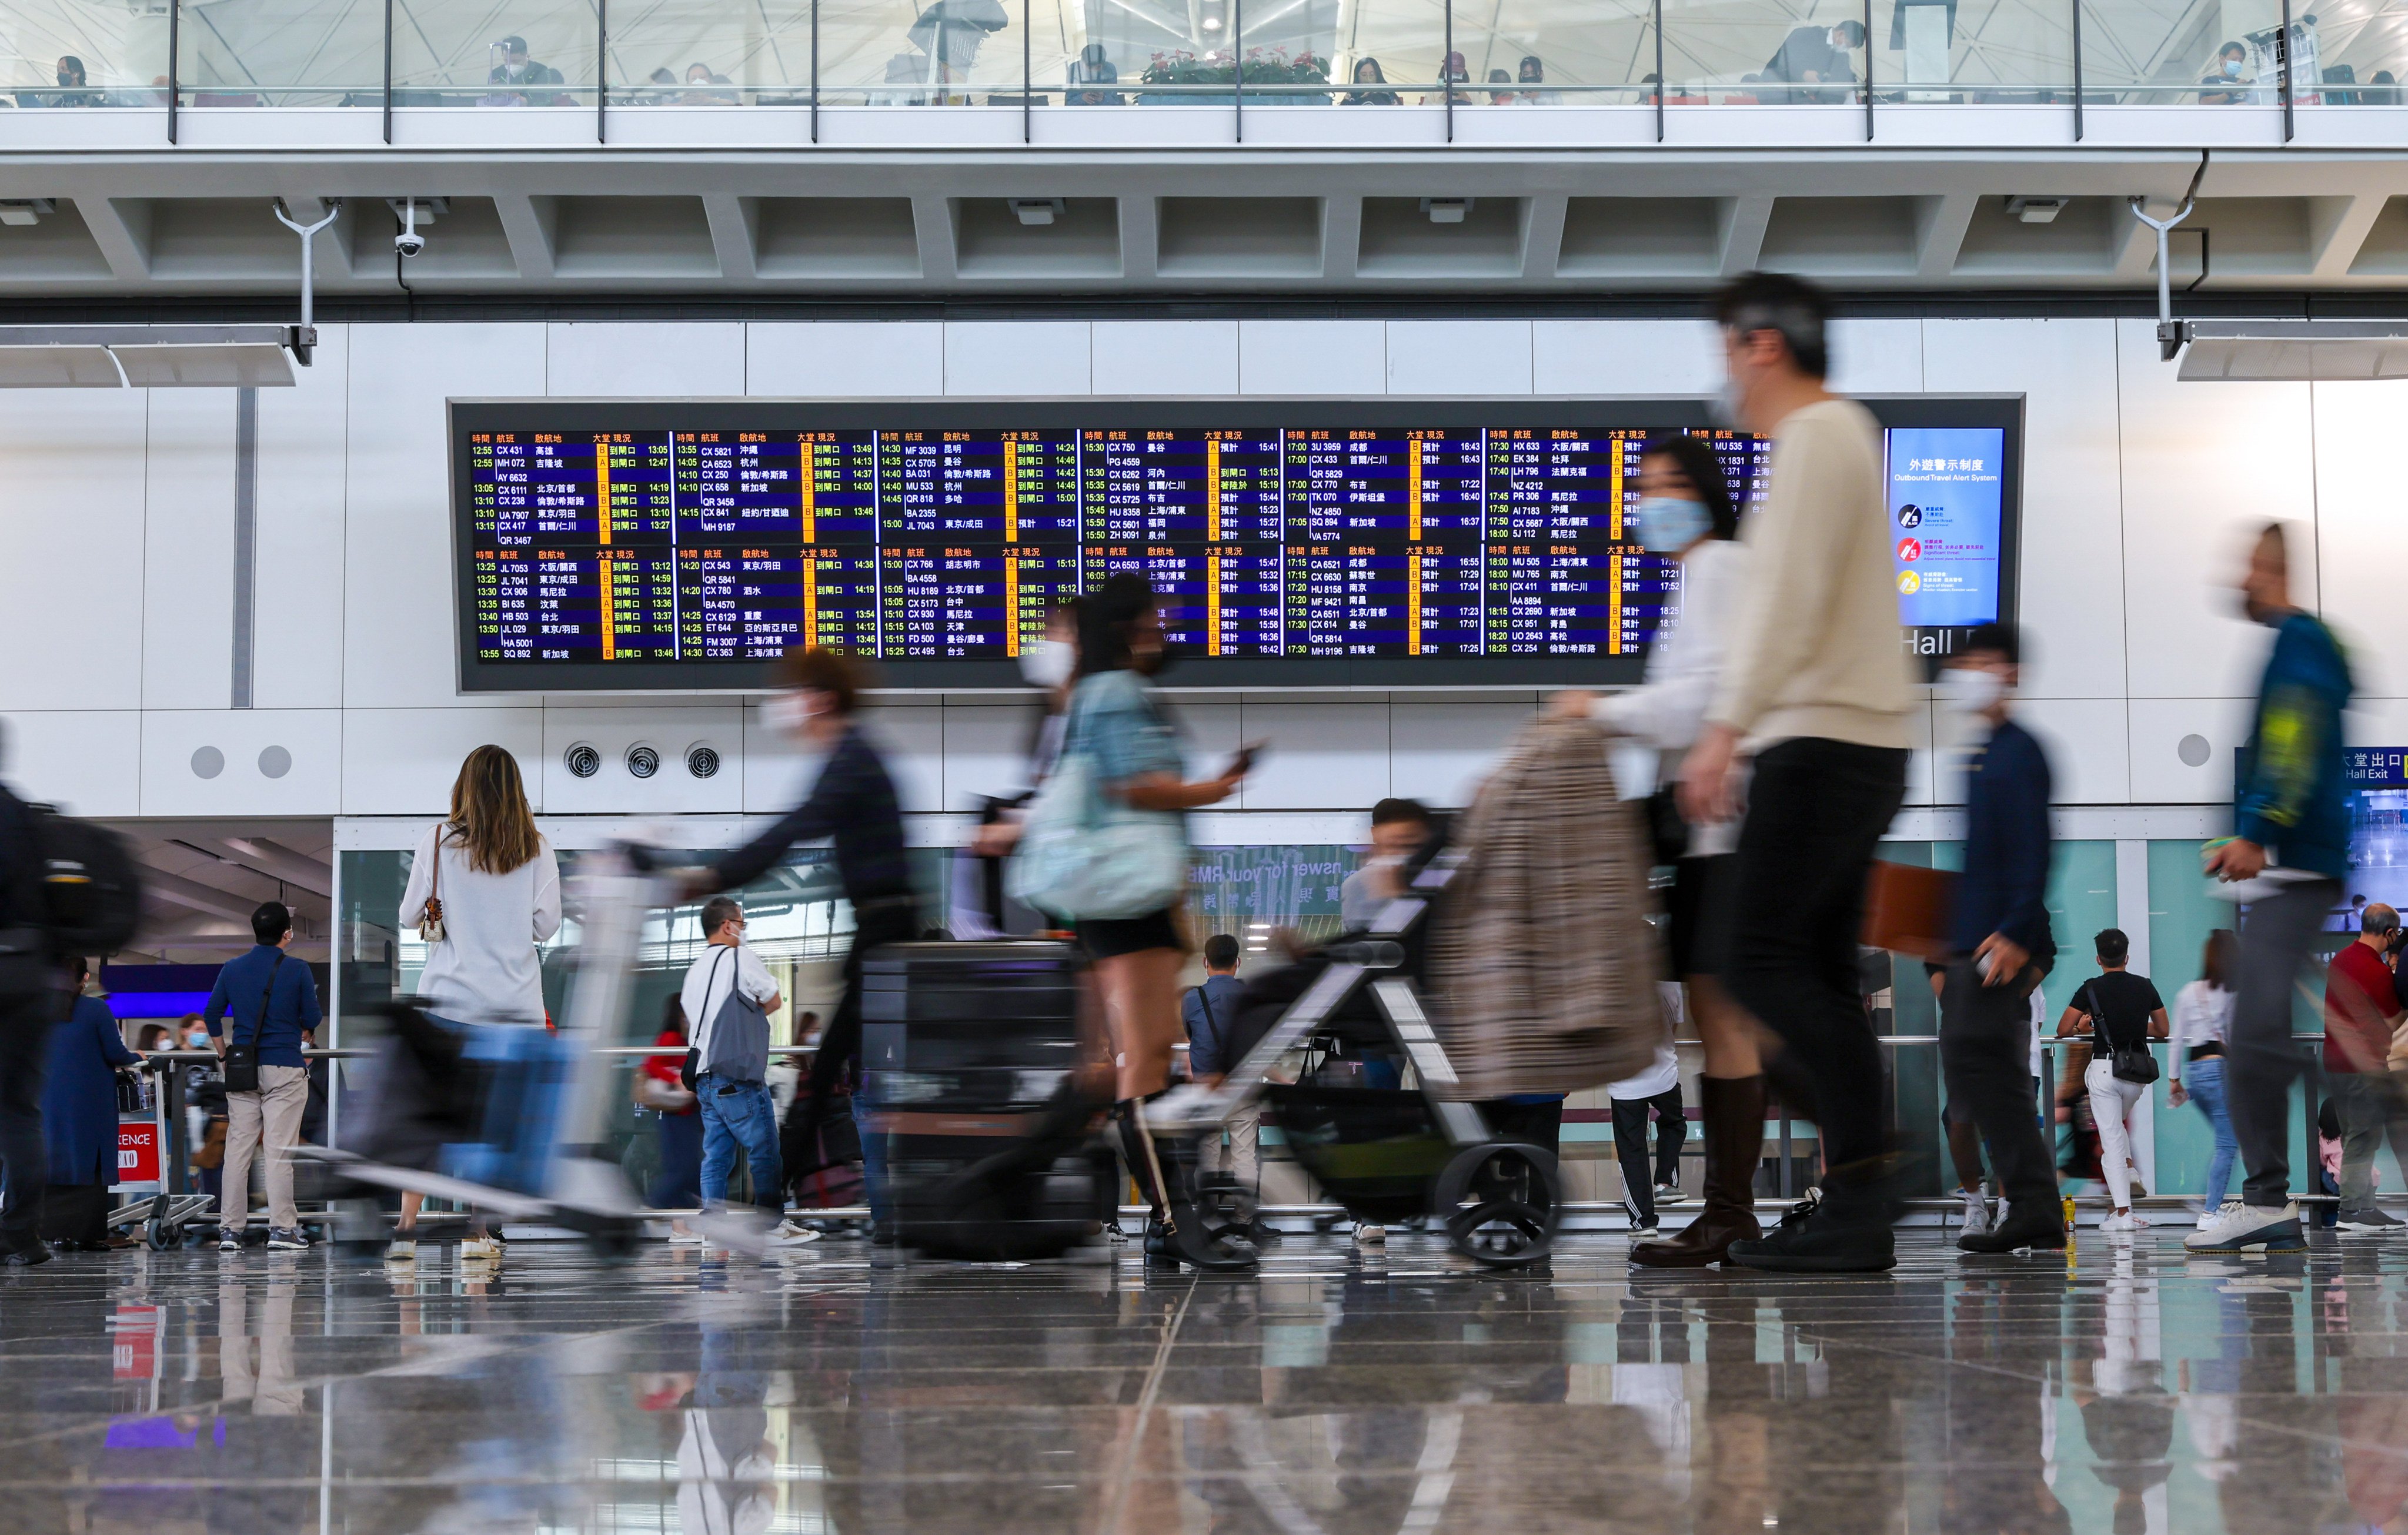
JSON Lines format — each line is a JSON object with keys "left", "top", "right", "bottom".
{"left": 1886, "top": 427, "right": 2006, "bottom": 631}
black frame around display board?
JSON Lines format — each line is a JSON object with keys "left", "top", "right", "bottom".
{"left": 449, "top": 395, "right": 2025, "bottom": 693}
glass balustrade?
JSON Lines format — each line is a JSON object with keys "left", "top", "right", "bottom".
{"left": 0, "top": 0, "right": 2389, "bottom": 129}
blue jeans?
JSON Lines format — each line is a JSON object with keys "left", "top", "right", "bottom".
{"left": 697, "top": 1075, "right": 782, "bottom": 1216}
{"left": 856, "top": 1075, "right": 891, "bottom": 1230}
{"left": 2184, "top": 1055, "right": 2240, "bottom": 1209}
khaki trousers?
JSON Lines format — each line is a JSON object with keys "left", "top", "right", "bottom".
{"left": 222, "top": 1064, "right": 309, "bottom": 1231}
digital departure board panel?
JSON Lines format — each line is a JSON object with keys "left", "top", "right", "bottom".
{"left": 452, "top": 399, "right": 2020, "bottom": 691}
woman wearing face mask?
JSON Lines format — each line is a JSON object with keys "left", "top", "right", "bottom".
{"left": 1552, "top": 434, "right": 1766, "bottom": 1266}
{"left": 684, "top": 648, "right": 914, "bottom": 1239}
{"left": 1067, "top": 574, "right": 1254, "bottom": 1268}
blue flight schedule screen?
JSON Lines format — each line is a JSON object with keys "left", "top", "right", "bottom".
{"left": 454, "top": 401, "right": 2019, "bottom": 689}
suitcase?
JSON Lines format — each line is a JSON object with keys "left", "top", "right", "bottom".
{"left": 859, "top": 941, "right": 1111, "bottom": 1260}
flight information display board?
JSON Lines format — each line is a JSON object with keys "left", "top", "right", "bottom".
{"left": 452, "top": 399, "right": 2019, "bottom": 691}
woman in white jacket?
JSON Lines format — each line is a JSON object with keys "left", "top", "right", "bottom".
{"left": 392, "top": 744, "right": 561, "bottom": 1262}
{"left": 1554, "top": 434, "right": 1765, "bottom": 1266}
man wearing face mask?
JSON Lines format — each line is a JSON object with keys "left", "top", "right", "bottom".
{"left": 1681, "top": 271, "right": 1918, "bottom": 1274}
{"left": 685, "top": 647, "right": 915, "bottom": 1234}
{"left": 2190, "top": 522, "right": 2351, "bottom": 1255}
{"left": 1932, "top": 623, "right": 2066, "bottom": 1255}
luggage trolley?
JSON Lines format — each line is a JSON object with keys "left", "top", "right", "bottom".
{"left": 297, "top": 844, "right": 671, "bottom": 1259}
{"left": 1148, "top": 847, "right": 1565, "bottom": 1269}
{"left": 115, "top": 1054, "right": 216, "bottom": 1251}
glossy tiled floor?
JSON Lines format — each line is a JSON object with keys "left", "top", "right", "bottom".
{"left": 7, "top": 1223, "right": 2406, "bottom": 1534}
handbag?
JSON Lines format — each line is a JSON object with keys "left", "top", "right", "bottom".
{"left": 220, "top": 952, "right": 283, "bottom": 1095}
{"left": 191, "top": 1117, "right": 227, "bottom": 1171}
{"left": 417, "top": 827, "right": 446, "bottom": 944}
{"left": 2085, "top": 982, "right": 2162, "bottom": 1085}
{"left": 1006, "top": 683, "right": 1188, "bottom": 921}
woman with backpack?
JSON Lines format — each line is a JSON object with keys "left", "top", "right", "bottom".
{"left": 394, "top": 745, "right": 560, "bottom": 1262}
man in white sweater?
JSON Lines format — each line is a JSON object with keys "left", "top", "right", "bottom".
{"left": 1678, "top": 271, "right": 1918, "bottom": 1273}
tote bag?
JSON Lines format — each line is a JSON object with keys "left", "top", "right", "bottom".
{"left": 1006, "top": 683, "right": 1188, "bottom": 921}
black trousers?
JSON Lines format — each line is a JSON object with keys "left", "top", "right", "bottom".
{"left": 1611, "top": 1086, "right": 1686, "bottom": 1226}
{"left": 0, "top": 996, "right": 50, "bottom": 1254}
{"left": 1938, "top": 959, "right": 2058, "bottom": 1210}
{"left": 1724, "top": 737, "right": 1908, "bottom": 1188}
{"left": 781, "top": 904, "right": 919, "bottom": 1196}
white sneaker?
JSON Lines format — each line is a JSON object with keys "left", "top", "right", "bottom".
{"left": 1352, "top": 1223, "right": 1387, "bottom": 1249}
{"left": 1628, "top": 1222, "right": 1661, "bottom": 1241}
{"left": 667, "top": 1229, "right": 706, "bottom": 1247}
{"left": 767, "top": 1219, "right": 822, "bottom": 1247}
{"left": 2185, "top": 1200, "right": 2307, "bottom": 1254}
{"left": 1958, "top": 1189, "right": 1993, "bottom": 1237}
{"left": 2123, "top": 1208, "right": 2150, "bottom": 1228}
{"left": 2198, "top": 1199, "right": 2243, "bottom": 1230}
{"left": 460, "top": 1236, "right": 503, "bottom": 1262}
{"left": 385, "top": 1238, "right": 417, "bottom": 1263}
{"left": 1654, "top": 1183, "right": 1688, "bottom": 1206}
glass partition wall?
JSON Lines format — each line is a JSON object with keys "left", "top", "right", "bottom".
{"left": 5, "top": 0, "right": 2389, "bottom": 123}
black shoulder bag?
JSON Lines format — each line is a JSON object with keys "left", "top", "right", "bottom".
{"left": 221, "top": 953, "right": 283, "bottom": 1095}
{"left": 2092, "top": 981, "right": 2162, "bottom": 1086}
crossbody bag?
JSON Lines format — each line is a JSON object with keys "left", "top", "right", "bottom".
{"left": 221, "top": 952, "right": 284, "bottom": 1095}
{"left": 2086, "top": 980, "right": 2161, "bottom": 1085}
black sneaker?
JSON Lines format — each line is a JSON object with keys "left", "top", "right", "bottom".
{"left": 1958, "top": 1202, "right": 2068, "bottom": 1255}
{"left": 216, "top": 1227, "right": 242, "bottom": 1252}
{"left": 266, "top": 1228, "right": 309, "bottom": 1252}
{"left": 2, "top": 1242, "right": 51, "bottom": 1268}
{"left": 1726, "top": 1195, "right": 1895, "bottom": 1273}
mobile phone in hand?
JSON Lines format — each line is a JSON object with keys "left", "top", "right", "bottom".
{"left": 1229, "top": 739, "right": 1269, "bottom": 777}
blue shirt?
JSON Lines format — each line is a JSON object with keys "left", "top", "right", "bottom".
{"left": 205, "top": 945, "right": 322, "bottom": 1069}
{"left": 1181, "top": 974, "right": 1245, "bottom": 1078}
{"left": 1952, "top": 717, "right": 2055, "bottom": 962}
{"left": 2236, "top": 610, "right": 2354, "bottom": 879}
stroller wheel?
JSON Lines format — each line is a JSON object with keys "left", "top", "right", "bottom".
{"left": 142, "top": 1219, "right": 173, "bottom": 1252}
{"left": 1434, "top": 1143, "right": 1561, "bottom": 1269}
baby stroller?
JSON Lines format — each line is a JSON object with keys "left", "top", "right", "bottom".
{"left": 1150, "top": 844, "right": 1564, "bottom": 1269}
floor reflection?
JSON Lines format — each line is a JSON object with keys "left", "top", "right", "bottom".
{"left": 2, "top": 1230, "right": 2404, "bottom": 1531}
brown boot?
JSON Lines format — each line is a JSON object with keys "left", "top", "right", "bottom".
{"left": 1631, "top": 1075, "right": 1765, "bottom": 1268}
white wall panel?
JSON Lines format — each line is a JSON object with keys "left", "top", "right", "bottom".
{"left": 540, "top": 705, "right": 745, "bottom": 815}
{"left": 2126, "top": 695, "right": 2250, "bottom": 805}
{"left": 2017, "top": 697, "right": 2132, "bottom": 804}
{"left": 742, "top": 705, "right": 945, "bottom": 817}
{"left": 0, "top": 710, "right": 141, "bottom": 816}
{"left": 139, "top": 708, "right": 341, "bottom": 817}
{"left": 547, "top": 321, "right": 746, "bottom": 397}
{"left": 2309, "top": 380, "right": 2408, "bottom": 702}
{"left": 944, "top": 323, "right": 1090, "bottom": 396}
{"left": 252, "top": 324, "right": 350, "bottom": 710}
{"left": 746, "top": 322, "right": 944, "bottom": 396}
{"left": 1826, "top": 317, "right": 1925, "bottom": 395}
{"left": 1235, "top": 702, "right": 1388, "bottom": 808}
{"left": 0, "top": 392, "right": 146, "bottom": 711}
{"left": 340, "top": 707, "right": 544, "bottom": 815}
{"left": 2115, "top": 317, "right": 2316, "bottom": 700}
{"left": 343, "top": 323, "right": 548, "bottom": 709}
{"left": 1238, "top": 320, "right": 1385, "bottom": 395}
{"left": 1532, "top": 319, "right": 1719, "bottom": 396}
{"left": 141, "top": 389, "right": 239, "bottom": 710}
{"left": 1390, "top": 700, "right": 1532, "bottom": 807}
{"left": 1901, "top": 698, "right": 1938, "bottom": 807}
{"left": 1091, "top": 320, "right": 1240, "bottom": 396}
{"left": 940, "top": 704, "right": 1036, "bottom": 808}
{"left": 1387, "top": 320, "right": 1532, "bottom": 396}
{"left": 1922, "top": 317, "right": 2125, "bottom": 700}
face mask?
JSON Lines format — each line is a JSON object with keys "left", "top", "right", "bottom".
{"left": 2223, "top": 58, "right": 2242, "bottom": 76}
{"left": 1711, "top": 376, "right": 1746, "bottom": 429}
{"left": 762, "top": 693, "right": 819, "bottom": 734}
{"left": 1019, "top": 638, "right": 1074, "bottom": 689}
{"left": 1939, "top": 666, "right": 2006, "bottom": 715}
{"left": 1635, "top": 496, "right": 1711, "bottom": 554}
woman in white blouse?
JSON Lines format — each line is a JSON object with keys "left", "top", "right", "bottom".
{"left": 392, "top": 745, "right": 562, "bottom": 1261}
{"left": 2167, "top": 928, "right": 2240, "bottom": 1224}
{"left": 1553, "top": 433, "right": 1762, "bottom": 1267}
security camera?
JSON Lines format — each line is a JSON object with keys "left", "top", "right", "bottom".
{"left": 395, "top": 229, "right": 426, "bottom": 258}
{"left": 387, "top": 196, "right": 445, "bottom": 259}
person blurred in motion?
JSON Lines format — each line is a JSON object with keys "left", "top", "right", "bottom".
{"left": 2169, "top": 928, "right": 2240, "bottom": 1225}
{"left": 639, "top": 994, "right": 703, "bottom": 1245}
{"left": 1066, "top": 575, "right": 1253, "bottom": 1268}
{"left": 394, "top": 744, "right": 560, "bottom": 1262}
{"left": 1679, "top": 272, "right": 1915, "bottom": 1273}
{"left": 2191, "top": 522, "right": 2351, "bottom": 1256}
{"left": 1182, "top": 933, "right": 1275, "bottom": 1245}
{"left": 1555, "top": 431, "right": 1764, "bottom": 1267}
{"left": 1607, "top": 1036, "right": 1685, "bottom": 1239}
{"left": 964, "top": 598, "right": 1082, "bottom": 932}
{"left": 684, "top": 648, "right": 914, "bottom": 1242}
{"left": 0, "top": 727, "right": 59, "bottom": 1266}
{"left": 681, "top": 898, "right": 814, "bottom": 1246}
{"left": 1924, "top": 624, "right": 2066, "bottom": 1254}
{"left": 1338, "top": 797, "right": 1435, "bottom": 929}
{"left": 2060, "top": 928, "right": 2167, "bottom": 1233}
{"left": 206, "top": 902, "right": 321, "bottom": 1254}
{"left": 39, "top": 956, "right": 140, "bottom": 1250}
{"left": 2320, "top": 903, "right": 2407, "bottom": 1232}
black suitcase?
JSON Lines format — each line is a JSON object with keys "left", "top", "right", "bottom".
{"left": 859, "top": 941, "right": 1111, "bottom": 1260}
